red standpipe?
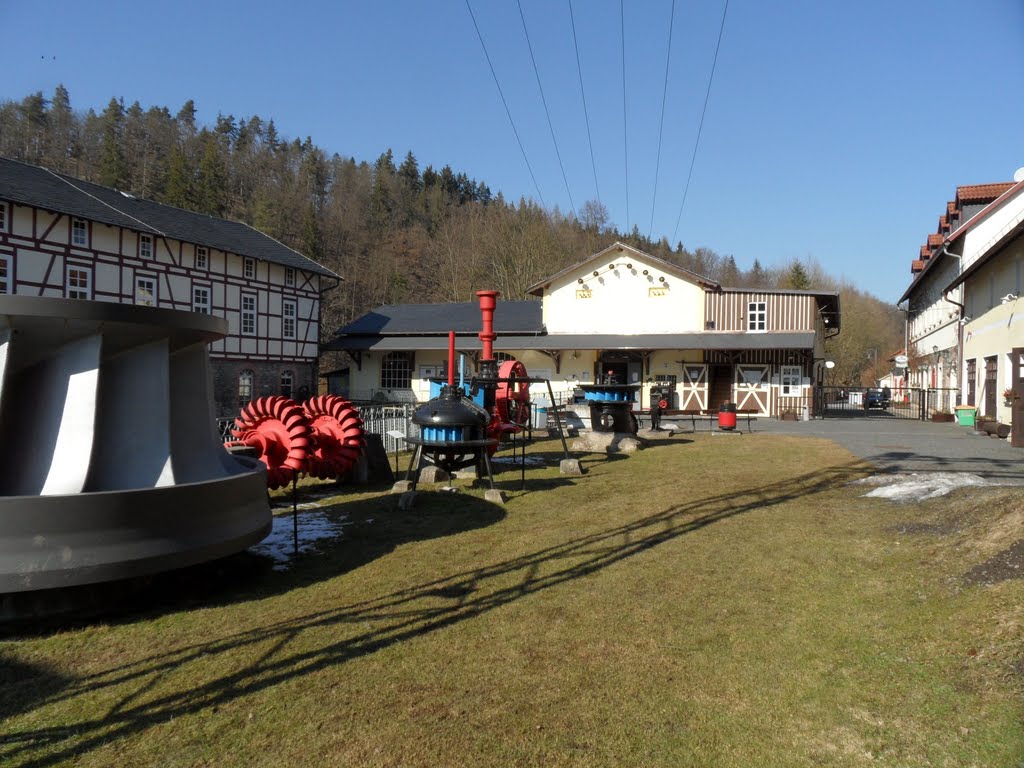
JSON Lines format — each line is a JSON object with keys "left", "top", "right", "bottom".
{"left": 448, "top": 330, "right": 456, "bottom": 386}
{"left": 476, "top": 290, "right": 499, "bottom": 359}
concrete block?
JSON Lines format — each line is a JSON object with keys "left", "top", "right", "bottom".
{"left": 418, "top": 465, "right": 450, "bottom": 484}
{"left": 391, "top": 480, "right": 413, "bottom": 494}
{"left": 484, "top": 489, "right": 506, "bottom": 504}
{"left": 559, "top": 458, "right": 583, "bottom": 476}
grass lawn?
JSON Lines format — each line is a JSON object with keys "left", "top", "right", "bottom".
{"left": 2, "top": 432, "right": 1024, "bottom": 767}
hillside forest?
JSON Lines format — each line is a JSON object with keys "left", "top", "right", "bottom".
{"left": 0, "top": 88, "right": 905, "bottom": 385}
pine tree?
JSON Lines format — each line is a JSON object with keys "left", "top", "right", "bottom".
{"left": 195, "top": 130, "right": 227, "bottom": 216}
{"left": 786, "top": 260, "right": 811, "bottom": 290}
{"left": 748, "top": 259, "right": 768, "bottom": 287}
{"left": 163, "top": 144, "right": 194, "bottom": 209}
{"left": 98, "top": 97, "right": 126, "bottom": 188}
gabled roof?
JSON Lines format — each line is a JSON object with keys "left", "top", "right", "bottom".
{"left": 525, "top": 241, "right": 719, "bottom": 296}
{"left": 900, "top": 178, "right": 1019, "bottom": 303}
{"left": 0, "top": 157, "right": 339, "bottom": 279}
{"left": 943, "top": 180, "right": 1024, "bottom": 294}
{"left": 330, "top": 300, "right": 543, "bottom": 338}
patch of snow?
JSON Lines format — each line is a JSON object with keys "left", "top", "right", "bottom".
{"left": 249, "top": 510, "right": 351, "bottom": 569}
{"left": 854, "top": 472, "right": 993, "bottom": 502}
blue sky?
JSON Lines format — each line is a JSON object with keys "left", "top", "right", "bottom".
{"left": 4, "top": 0, "right": 1023, "bottom": 302}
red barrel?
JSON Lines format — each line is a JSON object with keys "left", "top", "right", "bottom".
{"left": 718, "top": 402, "right": 737, "bottom": 430}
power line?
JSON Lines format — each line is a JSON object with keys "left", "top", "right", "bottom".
{"left": 672, "top": 0, "right": 729, "bottom": 245}
{"left": 648, "top": 0, "right": 677, "bottom": 239}
{"left": 464, "top": 0, "right": 546, "bottom": 208}
{"left": 620, "top": 0, "right": 630, "bottom": 231}
{"left": 517, "top": 0, "right": 576, "bottom": 220}
{"left": 568, "top": 0, "right": 601, "bottom": 208}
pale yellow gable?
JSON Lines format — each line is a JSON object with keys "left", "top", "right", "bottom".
{"left": 540, "top": 248, "right": 705, "bottom": 334}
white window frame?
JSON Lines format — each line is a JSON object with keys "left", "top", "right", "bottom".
{"left": 135, "top": 275, "right": 158, "bottom": 306}
{"left": 282, "top": 298, "right": 297, "bottom": 340}
{"left": 0, "top": 255, "right": 10, "bottom": 294}
{"left": 780, "top": 365, "right": 803, "bottom": 396}
{"left": 381, "top": 352, "right": 413, "bottom": 389}
{"left": 196, "top": 246, "right": 208, "bottom": 270}
{"left": 244, "top": 257, "right": 255, "bottom": 279}
{"left": 241, "top": 293, "right": 257, "bottom": 335}
{"left": 0, "top": 202, "right": 7, "bottom": 232}
{"left": 65, "top": 264, "right": 92, "bottom": 300}
{"left": 72, "top": 218, "right": 88, "bottom": 247}
{"left": 192, "top": 284, "right": 211, "bottom": 314}
{"left": 747, "top": 301, "right": 767, "bottom": 332}
{"left": 140, "top": 234, "right": 153, "bottom": 259}
{"left": 285, "top": 267, "right": 295, "bottom": 287}
{"left": 280, "top": 369, "right": 294, "bottom": 399}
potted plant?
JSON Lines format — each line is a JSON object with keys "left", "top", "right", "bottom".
{"left": 1003, "top": 388, "right": 1017, "bottom": 407}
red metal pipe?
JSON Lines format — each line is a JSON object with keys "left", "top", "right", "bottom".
{"left": 448, "top": 331, "right": 456, "bottom": 386}
{"left": 476, "top": 290, "right": 499, "bottom": 359}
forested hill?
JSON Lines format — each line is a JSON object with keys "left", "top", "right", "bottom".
{"left": 0, "top": 88, "right": 903, "bottom": 384}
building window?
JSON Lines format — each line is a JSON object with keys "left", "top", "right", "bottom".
{"left": 192, "top": 284, "right": 211, "bottom": 314}
{"left": 139, "top": 234, "right": 153, "bottom": 259}
{"left": 780, "top": 365, "right": 802, "bottom": 396}
{"left": 66, "top": 265, "right": 91, "bottom": 299}
{"left": 196, "top": 247, "right": 208, "bottom": 270}
{"left": 282, "top": 299, "right": 297, "bottom": 339}
{"left": 0, "top": 202, "right": 6, "bottom": 232}
{"left": 72, "top": 219, "right": 88, "bottom": 247}
{"left": 241, "top": 293, "right": 256, "bottom": 335}
{"left": 244, "top": 257, "right": 255, "bottom": 279}
{"left": 285, "top": 267, "right": 295, "bottom": 287}
{"left": 135, "top": 275, "right": 157, "bottom": 306}
{"left": 381, "top": 352, "right": 412, "bottom": 389}
{"left": 747, "top": 301, "right": 767, "bottom": 332}
{"left": 0, "top": 255, "right": 9, "bottom": 294}
{"left": 238, "top": 369, "right": 254, "bottom": 408}
{"left": 280, "top": 370, "right": 294, "bottom": 399}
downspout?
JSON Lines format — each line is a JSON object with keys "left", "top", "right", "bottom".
{"left": 940, "top": 244, "right": 965, "bottom": 403}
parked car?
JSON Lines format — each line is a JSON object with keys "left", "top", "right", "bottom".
{"left": 864, "top": 387, "right": 891, "bottom": 409}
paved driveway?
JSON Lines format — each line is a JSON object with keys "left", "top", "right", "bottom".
{"left": 749, "top": 417, "right": 1024, "bottom": 482}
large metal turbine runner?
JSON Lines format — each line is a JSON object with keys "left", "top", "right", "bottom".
{"left": 0, "top": 296, "right": 270, "bottom": 610}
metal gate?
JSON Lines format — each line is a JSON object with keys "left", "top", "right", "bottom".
{"left": 816, "top": 386, "right": 959, "bottom": 420}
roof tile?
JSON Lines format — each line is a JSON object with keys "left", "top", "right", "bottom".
{"left": 956, "top": 182, "right": 1015, "bottom": 203}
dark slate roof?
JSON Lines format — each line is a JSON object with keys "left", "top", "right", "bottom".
{"left": 0, "top": 157, "right": 339, "bottom": 279}
{"left": 328, "top": 331, "right": 815, "bottom": 352}
{"left": 333, "top": 300, "right": 544, "bottom": 336}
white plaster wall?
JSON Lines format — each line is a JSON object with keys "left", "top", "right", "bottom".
{"left": 961, "top": 189, "right": 1024, "bottom": 271}
{"left": 961, "top": 242, "right": 1024, "bottom": 420}
{"left": 542, "top": 255, "right": 703, "bottom": 334}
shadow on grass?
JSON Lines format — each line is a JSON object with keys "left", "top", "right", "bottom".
{"left": 0, "top": 460, "right": 866, "bottom": 767}
{"left": 864, "top": 451, "right": 1024, "bottom": 482}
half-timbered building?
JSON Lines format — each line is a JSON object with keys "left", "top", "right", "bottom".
{"left": 0, "top": 157, "right": 340, "bottom": 417}
{"left": 325, "top": 242, "right": 840, "bottom": 419}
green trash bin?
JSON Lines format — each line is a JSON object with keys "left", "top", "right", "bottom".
{"left": 955, "top": 406, "right": 976, "bottom": 427}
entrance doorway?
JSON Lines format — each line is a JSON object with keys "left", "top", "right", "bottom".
{"left": 708, "top": 365, "right": 733, "bottom": 410}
